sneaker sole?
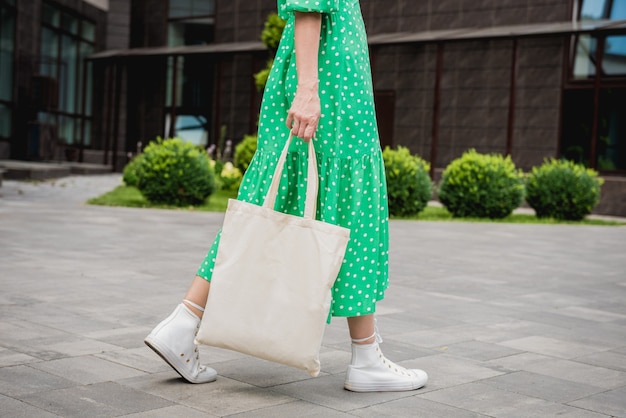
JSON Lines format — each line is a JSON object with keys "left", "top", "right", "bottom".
{"left": 344, "top": 378, "right": 427, "bottom": 392}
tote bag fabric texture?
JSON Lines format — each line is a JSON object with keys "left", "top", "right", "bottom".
{"left": 196, "top": 134, "right": 350, "bottom": 377}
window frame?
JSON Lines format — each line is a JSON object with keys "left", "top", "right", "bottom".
{"left": 560, "top": 0, "right": 626, "bottom": 173}
{"left": 39, "top": 1, "right": 96, "bottom": 147}
{"left": 167, "top": 0, "right": 216, "bottom": 47}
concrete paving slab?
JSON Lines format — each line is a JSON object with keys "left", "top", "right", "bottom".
{"left": 0, "top": 347, "right": 38, "bottom": 368}
{"left": 214, "top": 356, "right": 320, "bottom": 388}
{"left": 351, "top": 397, "right": 491, "bottom": 417}
{"left": 228, "top": 400, "right": 354, "bottom": 417}
{"left": 481, "top": 370, "right": 605, "bottom": 403}
{"left": 17, "top": 381, "right": 173, "bottom": 418}
{"left": 120, "top": 373, "right": 295, "bottom": 416}
{"left": 436, "top": 340, "right": 523, "bottom": 361}
{"left": 499, "top": 335, "right": 610, "bottom": 359}
{"left": 575, "top": 350, "right": 626, "bottom": 373}
{"left": 119, "top": 404, "right": 219, "bottom": 417}
{"left": 94, "top": 347, "right": 173, "bottom": 374}
{"left": 398, "top": 354, "right": 504, "bottom": 391}
{"left": 419, "top": 382, "right": 611, "bottom": 417}
{"left": 29, "top": 355, "right": 147, "bottom": 385}
{"left": 0, "top": 364, "right": 75, "bottom": 397}
{"left": 1, "top": 174, "right": 625, "bottom": 417}
{"left": 568, "top": 386, "right": 626, "bottom": 417}
{"left": 485, "top": 352, "right": 626, "bottom": 390}
{"left": 0, "top": 393, "right": 59, "bottom": 418}
{"left": 270, "top": 374, "right": 417, "bottom": 412}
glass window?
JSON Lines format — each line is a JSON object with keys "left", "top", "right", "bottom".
{"left": 561, "top": 88, "right": 626, "bottom": 171}
{"left": 580, "top": 0, "right": 626, "bottom": 20}
{"left": 79, "top": 43, "right": 94, "bottom": 115}
{"left": 58, "top": 115, "right": 74, "bottom": 144}
{"left": 597, "top": 89, "right": 626, "bottom": 170}
{"left": 573, "top": 35, "right": 597, "bottom": 79}
{"left": 168, "top": 18, "right": 214, "bottom": 46}
{"left": 42, "top": 3, "right": 60, "bottom": 27}
{"left": 0, "top": 103, "right": 11, "bottom": 137}
{"left": 561, "top": 89, "right": 594, "bottom": 166}
{"left": 40, "top": 2, "right": 95, "bottom": 149}
{"left": 60, "top": 35, "right": 78, "bottom": 112}
{"left": 573, "top": 2, "right": 626, "bottom": 79}
{"left": 40, "top": 27, "right": 59, "bottom": 78}
{"left": 168, "top": 0, "right": 215, "bottom": 46}
{"left": 165, "top": 56, "right": 184, "bottom": 106}
{"left": 61, "top": 12, "right": 78, "bottom": 34}
{"left": 603, "top": 35, "right": 626, "bottom": 77}
{"left": 166, "top": 114, "right": 209, "bottom": 145}
{"left": 611, "top": 0, "right": 626, "bottom": 20}
{"left": 169, "top": 0, "right": 215, "bottom": 18}
{"left": 81, "top": 20, "right": 95, "bottom": 42}
{"left": 81, "top": 119, "right": 91, "bottom": 146}
{"left": 0, "top": 4, "right": 15, "bottom": 102}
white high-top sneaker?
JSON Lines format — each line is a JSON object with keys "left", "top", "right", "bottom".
{"left": 344, "top": 337, "right": 428, "bottom": 392}
{"left": 144, "top": 302, "right": 217, "bottom": 383}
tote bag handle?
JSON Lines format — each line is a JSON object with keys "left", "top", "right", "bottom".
{"left": 262, "top": 133, "right": 319, "bottom": 220}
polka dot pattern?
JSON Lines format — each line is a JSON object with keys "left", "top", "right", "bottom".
{"left": 196, "top": 0, "right": 389, "bottom": 318}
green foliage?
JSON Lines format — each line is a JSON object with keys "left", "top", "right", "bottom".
{"left": 438, "top": 149, "right": 525, "bottom": 219}
{"left": 382, "top": 146, "right": 433, "bottom": 217}
{"left": 254, "top": 60, "right": 273, "bottom": 92}
{"left": 234, "top": 134, "right": 258, "bottom": 172}
{"left": 525, "top": 158, "right": 603, "bottom": 221}
{"left": 135, "top": 137, "right": 216, "bottom": 206}
{"left": 254, "top": 13, "right": 285, "bottom": 91}
{"left": 218, "top": 161, "right": 243, "bottom": 191}
{"left": 122, "top": 153, "right": 145, "bottom": 187}
{"left": 261, "top": 13, "right": 286, "bottom": 53}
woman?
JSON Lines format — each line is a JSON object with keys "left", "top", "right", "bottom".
{"left": 145, "top": 0, "right": 428, "bottom": 392}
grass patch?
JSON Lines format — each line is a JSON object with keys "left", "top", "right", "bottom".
{"left": 87, "top": 185, "right": 237, "bottom": 212}
{"left": 395, "top": 205, "right": 624, "bottom": 226}
{"left": 88, "top": 186, "right": 623, "bottom": 225}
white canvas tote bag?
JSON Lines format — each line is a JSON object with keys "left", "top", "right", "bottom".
{"left": 196, "top": 134, "right": 350, "bottom": 377}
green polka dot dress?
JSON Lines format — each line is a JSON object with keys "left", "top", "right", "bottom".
{"left": 197, "top": 0, "right": 390, "bottom": 318}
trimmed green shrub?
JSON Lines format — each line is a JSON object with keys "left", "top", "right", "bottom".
{"left": 136, "top": 137, "right": 216, "bottom": 206}
{"left": 234, "top": 134, "right": 258, "bottom": 172}
{"left": 260, "top": 13, "right": 286, "bottom": 53}
{"left": 254, "top": 13, "right": 285, "bottom": 91}
{"left": 254, "top": 60, "right": 273, "bottom": 91}
{"left": 382, "top": 146, "right": 433, "bottom": 217}
{"left": 219, "top": 161, "right": 243, "bottom": 191}
{"left": 526, "top": 158, "right": 603, "bottom": 221}
{"left": 122, "top": 153, "right": 145, "bottom": 187}
{"left": 438, "top": 149, "right": 524, "bottom": 219}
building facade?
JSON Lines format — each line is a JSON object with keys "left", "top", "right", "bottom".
{"left": 1, "top": 0, "right": 625, "bottom": 215}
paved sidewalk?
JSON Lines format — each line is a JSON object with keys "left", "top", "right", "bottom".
{"left": 1, "top": 175, "right": 625, "bottom": 417}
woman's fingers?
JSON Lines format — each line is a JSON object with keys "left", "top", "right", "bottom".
{"left": 286, "top": 90, "right": 320, "bottom": 141}
{"left": 287, "top": 112, "right": 319, "bottom": 141}
{"left": 286, "top": 112, "right": 295, "bottom": 130}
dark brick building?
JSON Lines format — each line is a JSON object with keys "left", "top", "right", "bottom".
{"left": 1, "top": 0, "right": 625, "bottom": 215}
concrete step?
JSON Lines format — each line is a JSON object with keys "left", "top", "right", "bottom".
{"left": 0, "top": 160, "right": 112, "bottom": 181}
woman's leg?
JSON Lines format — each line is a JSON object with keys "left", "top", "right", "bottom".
{"left": 347, "top": 315, "right": 376, "bottom": 344}
{"left": 183, "top": 276, "right": 211, "bottom": 318}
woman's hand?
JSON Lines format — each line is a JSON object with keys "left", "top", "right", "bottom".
{"left": 286, "top": 81, "right": 321, "bottom": 142}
